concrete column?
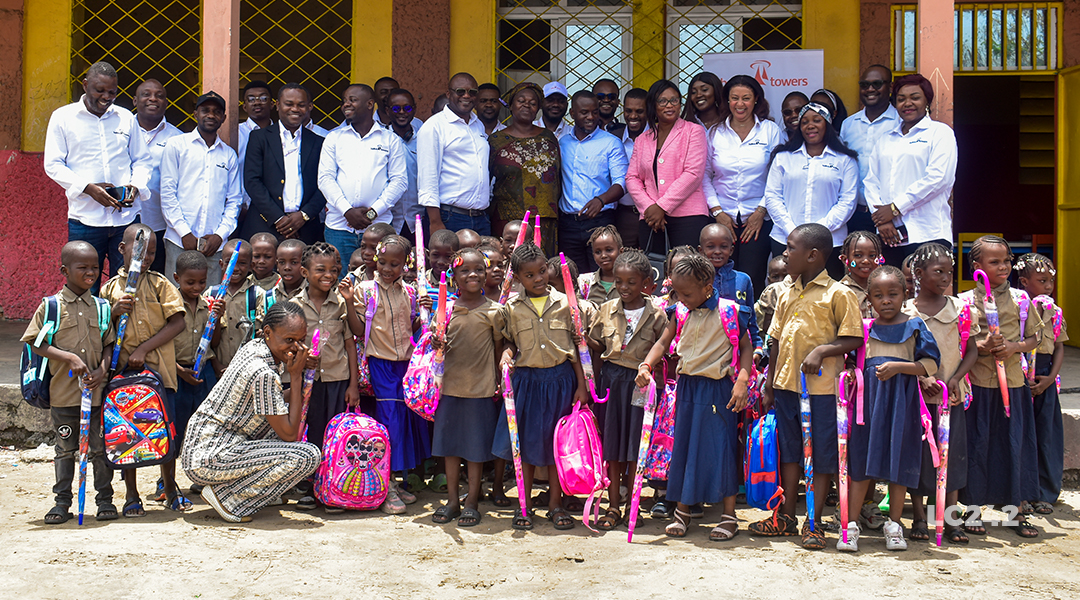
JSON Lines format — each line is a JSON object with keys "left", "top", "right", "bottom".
{"left": 449, "top": 0, "right": 495, "bottom": 88}
{"left": 354, "top": 0, "right": 393, "bottom": 90}
{"left": 203, "top": 0, "right": 240, "bottom": 147}
{"left": 21, "top": 0, "right": 71, "bottom": 152}
{"left": 631, "top": 0, "right": 665, "bottom": 89}
{"left": 803, "top": 0, "right": 861, "bottom": 117}
{"left": 917, "top": 0, "right": 953, "bottom": 126}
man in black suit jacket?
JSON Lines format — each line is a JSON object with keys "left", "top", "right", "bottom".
{"left": 241, "top": 83, "right": 326, "bottom": 244}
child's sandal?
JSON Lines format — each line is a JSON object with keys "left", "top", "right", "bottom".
{"left": 665, "top": 508, "right": 691, "bottom": 538}
{"left": 597, "top": 508, "right": 622, "bottom": 531}
{"left": 512, "top": 509, "right": 534, "bottom": 531}
{"left": 709, "top": 513, "right": 739, "bottom": 541}
{"left": 44, "top": 505, "right": 73, "bottom": 525}
{"left": 909, "top": 519, "right": 930, "bottom": 541}
{"left": 801, "top": 521, "right": 826, "bottom": 550}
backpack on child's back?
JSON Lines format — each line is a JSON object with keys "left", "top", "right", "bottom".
{"left": 20, "top": 294, "right": 111, "bottom": 409}
{"left": 315, "top": 410, "right": 391, "bottom": 510}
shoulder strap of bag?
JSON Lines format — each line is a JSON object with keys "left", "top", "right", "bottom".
{"left": 853, "top": 317, "right": 874, "bottom": 426}
{"left": 717, "top": 300, "right": 741, "bottom": 379}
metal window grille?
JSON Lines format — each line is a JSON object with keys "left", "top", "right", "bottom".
{"left": 240, "top": 0, "right": 352, "bottom": 129}
{"left": 71, "top": 0, "right": 201, "bottom": 130}
{"left": 496, "top": 0, "right": 801, "bottom": 98}
{"left": 893, "top": 3, "right": 1062, "bottom": 74}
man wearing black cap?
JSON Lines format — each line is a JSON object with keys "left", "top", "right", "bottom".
{"left": 159, "top": 91, "right": 242, "bottom": 285}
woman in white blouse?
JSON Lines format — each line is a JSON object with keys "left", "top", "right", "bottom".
{"left": 864, "top": 73, "right": 957, "bottom": 266}
{"left": 763, "top": 102, "right": 859, "bottom": 279}
{"left": 702, "top": 75, "right": 782, "bottom": 292}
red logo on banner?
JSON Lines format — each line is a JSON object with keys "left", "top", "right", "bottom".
{"left": 751, "top": 60, "right": 771, "bottom": 85}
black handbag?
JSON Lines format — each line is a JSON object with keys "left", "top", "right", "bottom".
{"left": 644, "top": 228, "right": 670, "bottom": 283}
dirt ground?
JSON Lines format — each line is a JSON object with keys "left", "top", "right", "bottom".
{"left": 2, "top": 447, "right": 1080, "bottom": 600}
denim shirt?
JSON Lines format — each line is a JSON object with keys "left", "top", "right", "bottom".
{"left": 713, "top": 261, "right": 762, "bottom": 350}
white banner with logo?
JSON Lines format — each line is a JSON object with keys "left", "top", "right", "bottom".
{"left": 702, "top": 50, "right": 824, "bottom": 124}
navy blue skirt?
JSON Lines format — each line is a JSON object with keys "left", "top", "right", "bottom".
{"left": 596, "top": 363, "right": 645, "bottom": 463}
{"left": 432, "top": 395, "right": 499, "bottom": 463}
{"left": 961, "top": 383, "right": 1039, "bottom": 506}
{"left": 666, "top": 375, "right": 739, "bottom": 505}
{"left": 370, "top": 356, "right": 431, "bottom": 471}
{"left": 1033, "top": 353, "right": 1064, "bottom": 503}
{"left": 174, "top": 366, "right": 217, "bottom": 451}
{"left": 773, "top": 388, "right": 839, "bottom": 474}
{"left": 492, "top": 361, "right": 575, "bottom": 467}
{"left": 862, "top": 357, "right": 923, "bottom": 489}
{"left": 912, "top": 398, "right": 968, "bottom": 496}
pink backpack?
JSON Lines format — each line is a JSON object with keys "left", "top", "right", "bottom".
{"left": 314, "top": 410, "right": 391, "bottom": 510}
{"left": 553, "top": 403, "right": 609, "bottom": 531}
{"left": 403, "top": 298, "right": 454, "bottom": 421}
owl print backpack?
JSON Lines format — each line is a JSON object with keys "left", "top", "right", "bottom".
{"left": 314, "top": 410, "right": 391, "bottom": 510}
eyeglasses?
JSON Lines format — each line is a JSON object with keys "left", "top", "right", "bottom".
{"left": 390, "top": 105, "right": 415, "bottom": 114}
{"left": 781, "top": 108, "right": 803, "bottom": 117}
{"left": 859, "top": 80, "right": 887, "bottom": 91}
{"left": 595, "top": 93, "right": 618, "bottom": 101}
{"left": 655, "top": 97, "right": 680, "bottom": 107}
{"left": 246, "top": 95, "right": 270, "bottom": 103}
{"left": 452, "top": 88, "right": 479, "bottom": 97}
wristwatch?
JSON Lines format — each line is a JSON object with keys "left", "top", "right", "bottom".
{"left": 889, "top": 203, "right": 900, "bottom": 217}
{"left": 299, "top": 211, "right": 310, "bottom": 222}
{"left": 710, "top": 207, "right": 725, "bottom": 218}
{"left": 365, "top": 208, "right": 378, "bottom": 221}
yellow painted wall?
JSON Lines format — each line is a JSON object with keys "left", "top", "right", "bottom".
{"left": 449, "top": 0, "right": 495, "bottom": 83}
{"left": 632, "top": 0, "right": 665, "bottom": 89}
{"left": 22, "top": 0, "right": 72, "bottom": 152}
{"left": 802, "top": 0, "right": 861, "bottom": 115}
{"left": 353, "top": 0, "right": 393, "bottom": 87}
{"left": 1056, "top": 65, "right": 1080, "bottom": 346}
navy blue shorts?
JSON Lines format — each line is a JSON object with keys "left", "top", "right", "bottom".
{"left": 773, "top": 388, "right": 839, "bottom": 474}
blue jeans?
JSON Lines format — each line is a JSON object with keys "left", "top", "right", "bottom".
{"left": 558, "top": 209, "right": 615, "bottom": 272}
{"left": 323, "top": 226, "right": 362, "bottom": 277}
{"left": 429, "top": 208, "right": 491, "bottom": 237}
{"left": 68, "top": 218, "right": 137, "bottom": 293}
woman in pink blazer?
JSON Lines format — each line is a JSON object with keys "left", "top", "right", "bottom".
{"left": 625, "top": 79, "right": 711, "bottom": 253}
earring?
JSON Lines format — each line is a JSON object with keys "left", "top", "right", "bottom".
{"left": 876, "top": 256, "right": 885, "bottom": 265}
{"left": 849, "top": 260, "right": 857, "bottom": 269}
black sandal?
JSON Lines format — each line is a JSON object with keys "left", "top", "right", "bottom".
{"left": 1012, "top": 519, "right": 1039, "bottom": 539}
{"left": 45, "top": 505, "right": 73, "bottom": 525}
{"left": 597, "top": 507, "right": 622, "bottom": 531}
{"left": 458, "top": 507, "right": 482, "bottom": 527}
{"left": 512, "top": 508, "right": 534, "bottom": 531}
{"left": 549, "top": 507, "right": 575, "bottom": 530}
{"left": 946, "top": 527, "right": 969, "bottom": 545}
{"left": 961, "top": 511, "right": 986, "bottom": 535}
{"left": 910, "top": 519, "right": 930, "bottom": 541}
{"left": 432, "top": 504, "right": 462, "bottom": 524}
{"left": 95, "top": 503, "right": 118, "bottom": 521}
{"left": 488, "top": 491, "right": 512, "bottom": 508}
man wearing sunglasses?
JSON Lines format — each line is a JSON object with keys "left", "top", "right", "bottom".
{"left": 533, "top": 81, "right": 571, "bottom": 140}
{"left": 374, "top": 75, "right": 424, "bottom": 132}
{"left": 386, "top": 88, "right": 424, "bottom": 237}
{"left": 418, "top": 72, "right": 492, "bottom": 236}
{"left": 839, "top": 64, "right": 897, "bottom": 234}
{"left": 476, "top": 83, "right": 505, "bottom": 136}
{"left": 593, "top": 78, "right": 622, "bottom": 136}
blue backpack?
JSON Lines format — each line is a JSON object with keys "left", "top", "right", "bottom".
{"left": 20, "top": 295, "right": 111, "bottom": 409}
{"left": 744, "top": 410, "right": 782, "bottom": 511}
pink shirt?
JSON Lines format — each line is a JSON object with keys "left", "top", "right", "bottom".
{"left": 625, "top": 118, "right": 709, "bottom": 219}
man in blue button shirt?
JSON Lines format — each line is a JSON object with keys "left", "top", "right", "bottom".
{"left": 558, "top": 90, "right": 629, "bottom": 271}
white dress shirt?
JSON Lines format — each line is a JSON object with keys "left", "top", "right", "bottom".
{"left": 318, "top": 122, "right": 408, "bottom": 232}
{"left": 533, "top": 116, "right": 571, "bottom": 140}
{"left": 618, "top": 125, "right": 647, "bottom": 206}
{"left": 388, "top": 123, "right": 422, "bottom": 233}
{"left": 702, "top": 116, "right": 782, "bottom": 219}
{"left": 237, "top": 118, "right": 268, "bottom": 207}
{"left": 136, "top": 117, "right": 183, "bottom": 231}
{"left": 279, "top": 125, "right": 304, "bottom": 213}
{"left": 763, "top": 144, "right": 858, "bottom": 247}
{"left": 304, "top": 121, "right": 329, "bottom": 137}
{"left": 417, "top": 106, "right": 490, "bottom": 210}
{"left": 43, "top": 97, "right": 153, "bottom": 227}
{"left": 159, "top": 131, "right": 242, "bottom": 246}
{"left": 864, "top": 115, "right": 957, "bottom": 244}
{"left": 840, "top": 104, "right": 899, "bottom": 206}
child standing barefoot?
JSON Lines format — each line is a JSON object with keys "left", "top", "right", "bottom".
{"left": 430, "top": 249, "right": 504, "bottom": 527}
{"left": 637, "top": 253, "right": 753, "bottom": 541}
{"left": 842, "top": 266, "right": 940, "bottom": 552}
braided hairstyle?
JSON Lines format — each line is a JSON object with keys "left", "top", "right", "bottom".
{"left": 664, "top": 245, "right": 697, "bottom": 274}
{"left": 510, "top": 241, "right": 546, "bottom": 273}
{"left": 908, "top": 242, "right": 953, "bottom": 296}
{"left": 587, "top": 224, "right": 623, "bottom": 248}
{"left": 301, "top": 241, "right": 340, "bottom": 268}
{"left": 447, "top": 247, "right": 489, "bottom": 279}
{"left": 375, "top": 234, "right": 414, "bottom": 270}
{"left": 670, "top": 251, "right": 713, "bottom": 287}
{"left": 613, "top": 248, "right": 653, "bottom": 280}
{"left": 841, "top": 230, "right": 883, "bottom": 261}
{"left": 969, "top": 234, "right": 1011, "bottom": 270}
{"left": 867, "top": 264, "right": 905, "bottom": 293}
{"left": 1014, "top": 252, "right": 1056, "bottom": 278}
{"left": 263, "top": 299, "right": 305, "bottom": 330}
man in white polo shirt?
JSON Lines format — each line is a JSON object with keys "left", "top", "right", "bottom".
{"left": 44, "top": 61, "right": 152, "bottom": 286}
{"left": 318, "top": 83, "right": 407, "bottom": 272}
{"left": 417, "top": 72, "right": 491, "bottom": 235}
{"left": 159, "top": 91, "right": 242, "bottom": 285}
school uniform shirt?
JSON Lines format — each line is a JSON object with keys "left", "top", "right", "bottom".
{"left": 702, "top": 116, "right": 783, "bottom": 220}
{"left": 210, "top": 276, "right": 266, "bottom": 367}
{"left": 499, "top": 288, "right": 580, "bottom": 369}
{"left": 417, "top": 106, "right": 490, "bottom": 211}
{"left": 769, "top": 269, "right": 863, "bottom": 395}
{"left": 674, "top": 295, "right": 746, "bottom": 379}
{"left": 588, "top": 296, "right": 667, "bottom": 370}
{"left": 1035, "top": 302, "right": 1068, "bottom": 355}
{"left": 253, "top": 274, "right": 280, "bottom": 293}
{"left": 578, "top": 272, "right": 620, "bottom": 305}
{"left": 865, "top": 317, "right": 940, "bottom": 381}
{"left": 174, "top": 295, "right": 213, "bottom": 366}
{"left": 839, "top": 275, "right": 875, "bottom": 319}
{"left": 290, "top": 288, "right": 352, "bottom": 382}
{"left": 21, "top": 286, "right": 116, "bottom": 407}
{"left": 763, "top": 144, "right": 858, "bottom": 247}
{"left": 101, "top": 269, "right": 185, "bottom": 391}
{"left": 318, "top": 122, "right": 408, "bottom": 231}
{"left": 389, "top": 123, "right": 422, "bottom": 234}
{"left": 863, "top": 115, "right": 957, "bottom": 244}
{"left": 358, "top": 274, "right": 418, "bottom": 363}
{"left": 271, "top": 279, "right": 305, "bottom": 306}
{"left": 443, "top": 298, "right": 504, "bottom": 398}
{"left": 557, "top": 128, "right": 628, "bottom": 214}
{"left": 840, "top": 104, "right": 900, "bottom": 206}
{"left": 533, "top": 117, "right": 572, "bottom": 140}
{"left": 755, "top": 280, "right": 787, "bottom": 341}
{"left": 966, "top": 282, "right": 1043, "bottom": 388}
{"left": 159, "top": 131, "right": 243, "bottom": 247}
{"left": 43, "top": 97, "right": 153, "bottom": 228}
{"left": 137, "top": 117, "right": 184, "bottom": 232}
{"left": 902, "top": 296, "right": 978, "bottom": 404}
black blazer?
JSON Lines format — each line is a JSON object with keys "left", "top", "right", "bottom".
{"left": 241, "top": 123, "right": 326, "bottom": 244}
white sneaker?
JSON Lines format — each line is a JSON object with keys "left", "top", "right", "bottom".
{"left": 836, "top": 521, "right": 860, "bottom": 552}
{"left": 860, "top": 503, "right": 886, "bottom": 530}
{"left": 884, "top": 520, "right": 908, "bottom": 551}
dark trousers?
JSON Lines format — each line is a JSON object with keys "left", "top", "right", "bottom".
{"left": 733, "top": 216, "right": 773, "bottom": 296}
{"left": 306, "top": 380, "right": 349, "bottom": 450}
{"left": 51, "top": 405, "right": 113, "bottom": 508}
{"left": 436, "top": 207, "right": 491, "bottom": 236}
{"left": 558, "top": 210, "right": 615, "bottom": 272}
{"left": 881, "top": 237, "right": 952, "bottom": 268}
{"left": 614, "top": 204, "right": 640, "bottom": 249}
{"left": 174, "top": 366, "right": 217, "bottom": 451}
{"left": 771, "top": 239, "right": 844, "bottom": 281}
{"left": 639, "top": 214, "right": 713, "bottom": 257}
{"left": 68, "top": 218, "right": 137, "bottom": 293}
{"left": 150, "top": 229, "right": 167, "bottom": 274}
{"left": 847, "top": 204, "right": 876, "bottom": 235}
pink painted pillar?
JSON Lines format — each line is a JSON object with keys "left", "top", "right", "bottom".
{"left": 202, "top": 0, "right": 241, "bottom": 146}
{"left": 918, "top": 0, "right": 953, "bottom": 127}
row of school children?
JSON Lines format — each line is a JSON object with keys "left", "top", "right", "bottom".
{"left": 25, "top": 218, "right": 1067, "bottom": 555}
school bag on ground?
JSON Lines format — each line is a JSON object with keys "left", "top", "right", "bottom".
{"left": 315, "top": 410, "right": 391, "bottom": 510}
{"left": 20, "top": 294, "right": 110, "bottom": 409}
{"left": 745, "top": 410, "right": 782, "bottom": 511}
{"left": 101, "top": 368, "right": 176, "bottom": 468}
{"left": 553, "top": 403, "right": 609, "bottom": 531}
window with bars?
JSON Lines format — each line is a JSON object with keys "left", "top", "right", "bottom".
{"left": 893, "top": 3, "right": 1061, "bottom": 74}
{"left": 495, "top": 0, "right": 801, "bottom": 99}
{"left": 240, "top": 0, "right": 352, "bottom": 129}
{"left": 71, "top": 0, "right": 201, "bottom": 130}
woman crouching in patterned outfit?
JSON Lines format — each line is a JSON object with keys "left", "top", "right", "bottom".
{"left": 181, "top": 302, "right": 322, "bottom": 522}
